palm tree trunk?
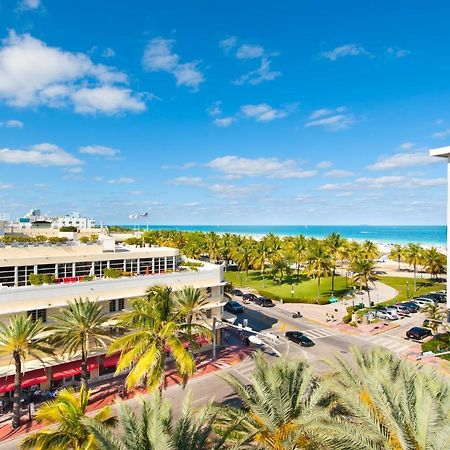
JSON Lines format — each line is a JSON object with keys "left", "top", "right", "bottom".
{"left": 331, "top": 268, "right": 335, "bottom": 295}
{"left": 317, "top": 276, "right": 321, "bottom": 300}
{"left": 12, "top": 353, "right": 22, "bottom": 429}
{"left": 80, "top": 343, "right": 89, "bottom": 390}
{"left": 413, "top": 264, "right": 417, "bottom": 292}
{"left": 397, "top": 256, "right": 401, "bottom": 271}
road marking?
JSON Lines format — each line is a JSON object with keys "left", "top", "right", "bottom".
{"left": 192, "top": 395, "right": 212, "bottom": 404}
{"left": 303, "top": 328, "right": 340, "bottom": 339}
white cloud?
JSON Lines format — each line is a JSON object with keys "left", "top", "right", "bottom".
{"left": 236, "top": 44, "right": 264, "bottom": 59}
{"left": 219, "top": 36, "right": 237, "bottom": 53}
{"left": 207, "top": 155, "right": 315, "bottom": 179}
{"left": 305, "top": 112, "right": 356, "bottom": 131}
{"left": 318, "top": 183, "right": 352, "bottom": 191}
{"left": 101, "top": 47, "right": 115, "bottom": 58}
{"left": 0, "top": 31, "right": 145, "bottom": 114}
{"left": 321, "top": 44, "right": 371, "bottom": 61}
{"left": 357, "top": 176, "right": 446, "bottom": 189}
{"left": 386, "top": 47, "right": 410, "bottom": 58}
{"left": 368, "top": 151, "right": 439, "bottom": 170}
{"left": 324, "top": 169, "right": 355, "bottom": 178}
{"left": 233, "top": 57, "right": 281, "bottom": 85}
{"left": 240, "top": 103, "right": 292, "bottom": 122}
{"left": 209, "top": 183, "right": 264, "bottom": 198}
{"left": 0, "top": 143, "right": 82, "bottom": 166}
{"left": 214, "top": 117, "right": 234, "bottom": 127}
{"left": 398, "top": 142, "right": 415, "bottom": 150}
{"left": 19, "top": 0, "right": 40, "bottom": 10}
{"left": 432, "top": 128, "right": 450, "bottom": 139}
{"left": 309, "top": 106, "right": 345, "bottom": 119}
{"left": 79, "top": 145, "right": 119, "bottom": 157}
{"left": 142, "top": 37, "right": 204, "bottom": 90}
{"left": 336, "top": 191, "right": 353, "bottom": 197}
{"left": 170, "top": 177, "right": 204, "bottom": 186}
{"left": 207, "top": 101, "right": 222, "bottom": 117}
{"left": 0, "top": 119, "right": 23, "bottom": 128}
{"left": 317, "top": 161, "right": 333, "bottom": 169}
{"left": 107, "top": 177, "right": 135, "bottom": 184}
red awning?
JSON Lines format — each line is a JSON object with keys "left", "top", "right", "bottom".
{"left": 51, "top": 357, "right": 98, "bottom": 380}
{"left": 101, "top": 353, "right": 121, "bottom": 368}
{"left": 0, "top": 369, "right": 47, "bottom": 393}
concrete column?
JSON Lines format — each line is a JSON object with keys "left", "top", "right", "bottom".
{"left": 54, "top": 263, "right": 58, "bottom": 277}
{"left": 14, "top": 266, "right": 18, "bottom": 287}
{"left": 137, "top": 258, "right": 140, "bottom": 274}
{"left": 33, "top": 265, "right": 38, "bottom": 275}
{"left": 152, "top": 258, "right": 155, "bottom": 274}
{"left": 164, "top": 257, "right": 167, "bottom": 272}
{"left": 72, "top": 262, "right": 76, "bottom": 277}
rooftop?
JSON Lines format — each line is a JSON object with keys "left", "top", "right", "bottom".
{"left": 429, "top": 145, "right": 450, "bottom": 158}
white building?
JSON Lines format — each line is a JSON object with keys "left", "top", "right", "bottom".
{"left": 429, "top": 146, "right": 450, "bottom": 318}
{"left": 53, "top": 212, "right": 96, "bottom": 229}
{"left": 0, "top": 242, "right": 228, "bottom": 393}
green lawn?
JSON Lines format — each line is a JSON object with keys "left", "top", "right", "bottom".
{"left": 224, "top": 270, "right": 354, "bottom": 304}
{"left": 377, "top": 276, "right": 446, "bottom": 305}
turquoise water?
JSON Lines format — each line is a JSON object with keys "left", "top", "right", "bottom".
{"left": 116, "top": 225, "right": 447, "bottom": 246}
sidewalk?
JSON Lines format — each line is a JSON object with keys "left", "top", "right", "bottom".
{"left": 0, "top": 344, "right": 253, "bottom": 444}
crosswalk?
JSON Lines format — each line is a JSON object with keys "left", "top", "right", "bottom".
{"left": 365, "top": 335, "right": 413, "bottom": 355}
{"left": 302, "top": 327, "right": 341, "bottom": 340}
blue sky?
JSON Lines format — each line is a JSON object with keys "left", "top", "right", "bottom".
{"left": 0, "top": 0, "right": 449, "bottom": 225}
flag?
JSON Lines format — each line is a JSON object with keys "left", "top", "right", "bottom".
{"left": 141, "top": 212, "right": 149, "bottom": 218}
{"left": 128, "top": 214, "right": 138, "bottom": 220}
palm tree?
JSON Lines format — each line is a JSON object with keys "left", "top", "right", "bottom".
{"left": 350, "top": 259, "right": 378, "bottom": 304}
{"left": 232, "top": 238, "right": 254, "bottom": 284}
{"left": 422, "top": 246, "right": 446, "bottom": 279}
{"left": 175, "top": 286, "right": 208, "bottom": 324}
{"left": 20, "top": 387, "right": 116, "bottom": 450}
{"left": 86, "top": 392, "right": 224, "bottom": 450}
{"left": 325, "top": 233, "right": 344, "bottom": 295}
{"left": 48, "top": 298, "right": 112, "bottom": 390}
{"left": 422, "top": 302, "right": 445, "bottom": 335}
{"left": 206, "top": 232, "right": 221, "bottom": 263}
{"left": 252, "top": 238, "right": 270, "bottom": 285}
{"left": 361, "top": 240, "right": 379, "bottom": 261}
{"left": 108, "top": 286, "right": 210, "bottom": 391}
{"left": 0, "top": 316, "right": 52, "bottom": 429}
{"left": 289, "top": 234, "right": 307, "bottom": 280}
{"left": 305, "top": 241, "right": 332, "bottom": 301}
{"left": 216, "top": 351, "right": 327, "bottom": 449}
{"left": 219, "top": 233, "right": 234, "bottom": 271}
{"left": 319, "top": 346, "right": 450, "bottom": 450}
{"left": 389, "top": 243, "right": 403, "bottom": 271}
{"left": 404, "top": 243, "right": 423, "bottom": 292}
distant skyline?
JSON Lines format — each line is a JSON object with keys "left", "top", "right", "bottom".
{"left": 0, "top": 0, "right": 449, "bottom": 225}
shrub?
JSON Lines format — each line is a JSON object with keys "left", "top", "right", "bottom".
{"left": 29, "top": 273, "right": 56, "bottom": 285}
{"left": 103, "top": 268, "right": 122, "bottom": 278}
{"left": 79, "top": 236, "right": 90, "bottom": 244}
{"left": 422, "top": 333, "right": 450, "bottom": 361}
{"left": 48, "top": 237, "right": 68, "bottom": 244}
{"left": 60, "top": 226, "right": 78, "bottom": 232}
{"left": 89, "top": 234, "right": 98, "bottom": 242}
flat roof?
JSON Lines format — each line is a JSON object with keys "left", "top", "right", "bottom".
{"left": 0, "top": 244, "right": 179, "bottom": 266}
{"left": 430, "top": 146, "right": 450, "bottom": 158}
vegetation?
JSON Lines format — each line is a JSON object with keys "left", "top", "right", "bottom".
{"left": 20, "top": 387, "right": 116, "bottom": 449}
{"left": 60, "top": 226, "right": 78, "bottom": 232}
{"left": 422, "top": 333, "right": 450, "bottom": 361}
{"left": 0, "top": 316, "right": 52, "bottom": 428}
{"left": 28, "top": 273, "right": 56, "bottom": 285}
{"left": 422, "top": 302, "right": 445, "bottom": 335}
{"left": 0, "top": 235, "right": 68, "bottom": 245}
{"left": 102, "top": 268, "right": 123, "bottom": 278}
{"left": 108, "top": 286, "right": 211, "bottom": 391}
{"left": 48, "top": 298, "right": 112, "bottom": 389}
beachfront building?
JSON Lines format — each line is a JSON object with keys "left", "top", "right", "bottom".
{"left": 0, "top": 240, "right": 228, "bottom": 395}
{"left": 430, "top": 146, "right": 450, "bottom": 319}
{"left": 53, "top": 212, "right": 96, "bottom": 230}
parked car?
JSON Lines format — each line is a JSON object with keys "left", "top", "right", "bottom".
{"left": 411, "top": 298, "right": 434, "bottom": 309}
{"left": 406, "top": 327, "right": 432, "bottom": 340}
{"left": 392, "top": 304, "right": 411, "bottom": 315}
{"left": 243, "top": 293, "right": 258, "bottom": 302}
{"left": 400, "top": 302, "right": 419, "bottom": 313}
{"left": 285, "top": 331, "right": 314, "bottom": 347}
{"left": 375, "top": 310, "right": 399, "bottom": 320}
{"left": 230, "top": 289, "right": 243, "bottom": 297}
{"left": 224, "top": 300, "right": 244, "bottom": 314}
{"left": 424, "top": 292, "right": 446, "bottom": 303}
{"left": 255, "top": 296, "right": 275, "bottom": 307}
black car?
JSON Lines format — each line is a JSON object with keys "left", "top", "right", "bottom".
{"left": 255, "top": 297, "right": 275, "bottom": 307}
{"left": 400, "top": 302, "right": 419, "bottom": 313}
{"left": 285, "top": 331, "right": 314, "bottom": 347}
{"left": 406, "top": 327, "right": 432, "bottom": 340}
{"left": 243, "top": 293, "right": 258, "bottom": 302}
{"left": 425, "top": 292, "right": 446, "bottom": 304}
{"left": 224, "top": 300, "right": 244, "bottom": 314}
{"left": 230, "top": 289, "right": 243, "bottom": 297}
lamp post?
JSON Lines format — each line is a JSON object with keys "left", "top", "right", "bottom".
{"left": 212, "top": 317, "right": 216, "bottom": 360}
{"left": 406, "top": 281, "right": 410, "bottom": 299}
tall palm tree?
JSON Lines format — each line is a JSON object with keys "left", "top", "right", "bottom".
{"left": 404, "top": 243, "right": 423, "bottom": 292}
{"left": 86, "top": 392, "right": 224, "bottom": 450}
{"left": 305, "top": 241, "right": 332, "bottom": 301}
{"left": 361, "top": 240, "right": 379, "bottom": 261}
{"left": 389, "top": 243, "right": 403, "bottom": 271}
{"left": 422, "top": 246, "right": 446, "bottom": 279}
{"left": 325, "top": 233, "right": 344, "bottom": 295}
{"left": 232, "top": 237, "right": 254, "bottom": 284}
{"left": 318, "top": 346, "right": 450, "bottom": 450}
{"left": 422, "top": 302, "right": 445, "bottom": 335}
{"left": 350, "top": 259, "right": 378, "bottom": 304}
{"left": 289, "top": 234, "right": 307, "bottom": 280}
{"left": 219, "top": 233, "right": 234, "bottom": 271}
{"left": 175, "top": 286, "right": 208, "bottom": 324}
{"left": 206, "top": 232, "right": 221, "bottom": 263}
{"left": 216, "top": 351, "right": 327, "bottom": 449}
{"left": 20, "top": 387, "right": 116, "bottom": 450}
{"left": 48, "top": 298, "right": 112, "bottom": 390}
{"left": 252, "top": 237, "right": 270, "bottom": 285}
{"left": 109, "top": 286, "right": 210, "bottom": 391}
{"left": 0, "top": 316, "right": 52, "bottom": 429}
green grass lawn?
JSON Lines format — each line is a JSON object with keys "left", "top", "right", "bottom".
{"left": 224, "top": 270, "right": 354, "bottom": 304}
{"left": 377, "top": 276, "right": 446, "bottom": 305}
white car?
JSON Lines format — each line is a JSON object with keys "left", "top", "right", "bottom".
{"left": 411, "top": 298, "right": 434, "bottom": 309}
{"left": 375, "top": 310, "right": 399, "bottom": 320}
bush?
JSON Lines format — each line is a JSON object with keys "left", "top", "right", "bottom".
{"left": 81, "top": 275, "right": 94, "bottom": 282}
{"left": 422, "top": 333, "right": 450, "bottom": 361}
{"left": 29, "top": 273, "right": 56, "bottom": 285}
{"left": 103, "top": 268, "right": 122, "bottom": 278}
{"left": 89, "top": 234, "right": 98, "bottom": 242}
{"left": 342, "top": 305, "right": 354, "bottom": 324}
{"left": 60, "top": 226, "right": 78, "bottom": 232}
{"left": 79, "top": 236, "right": 90, "bottom": 244}
{"left": 48, "top": 237, "right": 68, "bottom": 244}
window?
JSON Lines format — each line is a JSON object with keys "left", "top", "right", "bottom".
{"left": 206, "top": 309, "right": 212, "bottom": 319}
{"left": 28, "top": 309, "right": 47, "bottom": 323}
{"left": 109, "top": 298, "right": 125, "bottom": 313}
{"left": 206, "top": 287, "right": 212, "bottom": 297}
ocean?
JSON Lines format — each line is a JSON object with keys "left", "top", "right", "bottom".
{"left": 116, "top": 225, "right": 447, "bottom": 246}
